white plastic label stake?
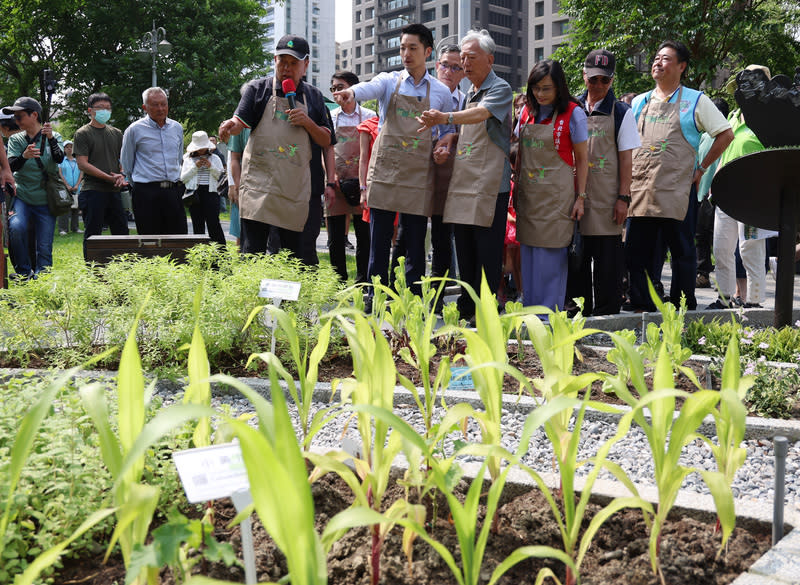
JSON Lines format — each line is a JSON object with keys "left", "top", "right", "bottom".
{"left": 172, "top": 443, "right": 249, "bottom": 504}
{"left": 173, "top": 443, "right": 257, "bottom": 584}
{"left": 258, "top": 279, "right": 301, "bottom": 301}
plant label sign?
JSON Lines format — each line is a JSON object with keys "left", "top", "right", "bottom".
{"left": 172, "top": 442, "right": 250, "bottom": 503}
{"left": 448, "top": 366, "right": 475, "bottom": 390}
{"left": 258, "top": 278, "right": 301, "bottom": 301}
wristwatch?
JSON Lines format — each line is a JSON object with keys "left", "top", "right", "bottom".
{"left": 617, "top": 194, "right": 632, "bottom": 204}
{"left": 326, "top": 182, "right": 336, "bottom": 189}
{"left": 576, "top": 192, "right": 587, "bottom": 199}
{"left": 447, "top": 112, "right": 454, "bottom": 125}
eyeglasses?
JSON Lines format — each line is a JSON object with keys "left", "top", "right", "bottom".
{"left": 438, "top": 63, "right": 463, "bottom": 72}
{"left": 588, "top": 76, "right": 612, "bottom": 85}
{"left": 330, "top": 84, "right": 347, "bottom": 92}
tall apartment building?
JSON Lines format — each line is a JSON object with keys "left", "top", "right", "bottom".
{"left": 262, "top": 0, "right": 335, "bottom": 93}
{"left": 528, "top": 0, "right": 569, "bottom": 67}
{"left": 349, "top": 0, "right": 529, "bottom": 90}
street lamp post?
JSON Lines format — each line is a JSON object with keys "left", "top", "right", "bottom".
{"left": 139, "top": 20, "right": 172, "bottom": 87}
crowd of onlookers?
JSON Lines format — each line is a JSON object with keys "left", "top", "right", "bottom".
{"left": 1, "top": 24, "right": 793, "bottom": 321}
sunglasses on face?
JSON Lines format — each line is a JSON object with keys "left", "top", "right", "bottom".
{"left": 588, "top": 76, "right": 612, "bottom": 85}
{"left": 330, "top": 84, "right": 347, "bottom": 92}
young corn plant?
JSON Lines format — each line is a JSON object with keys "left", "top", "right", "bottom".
{"left": 520, "top": 311, "right": 653, "bottom": 585}
{"left": 79, "top": 307, "right": 211, "bottom": 585}
{"left": 697, "top": 335, "right": 753, "bottom": 551}
{"left": 307, "top": 310, "right": 412, "bottom": 585}
{"left": 601, "top": 335, "right": 727, "bottom": 584}
{"left": 242, "top": 303, "right": 335, "bottom": 448}
{"left": 454, "top": 276, "right": 522, "bottom": 485}
{"left": 638, "top": 279, "right": 693, "bottom": 374}
{"left": 329, "top": 399, "right": 583, "bottom": 585}
{"left": 395, "top": 276, "right": 454, "bottom": 441}
{"left": 189, "top": 368, "right": 330, "bottom": 585}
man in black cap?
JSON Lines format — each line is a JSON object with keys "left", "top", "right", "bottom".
{"left": 218, "top": 34, "right": 335, "bottom": 263}
{"left": 566, "top": 49, "right": 640, "bottom": 315}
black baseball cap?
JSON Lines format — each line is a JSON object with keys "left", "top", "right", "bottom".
{"left": 275, "top": 35, "right": 310, "bottom": 60}
{"left": 584, "top": 49, "right": 615, "bottom": 78}
{"left": 2, "top": 96, "right": 43, "bottom": 118}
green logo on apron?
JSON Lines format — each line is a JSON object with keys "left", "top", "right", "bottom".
{"left": 522, "top": 137, "right": 544, "bottom": 148}
{"left": 588, "top": 128, "right": 607, "bottom": 138}
{"left": 644, "top": 113, "right": 670, "bottom": 125}
{"left": 396, "top": 106, "right": 421, "bottom": 118}
{"left": 275, "top": 110, "right": 290, "bottom": 122}
{"left": 524, "top": 167, "right": 547, "bottom": 182}
{"left": 267, "top": 144, "right": 300, "bottom": 158}
{"left": 455, "top": 142, "right": 475, "bottom": 159}
{"left": 389, "top": 137, "right": 422, "bottom": 152}
{"left": 646, "top": 139, "right": 669, "bottom": 154}
{"left": 589, "top": 155, "right": 607, "bottom": 172}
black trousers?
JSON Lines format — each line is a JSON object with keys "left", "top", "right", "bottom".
{"left": 453, "top": 192, "right": 509, "bottom": 317}
{"left": 300, "top": 196, "right": 322, "bottom": 266}
{"left": 430, "top": 214, "right": 453, "bottom": 278}
{"left": 188, "top": 185, "right": 226, "bottom": 246}
{"left": 696, "top": 197, "right": 714, "bottom": 276}
{"left": 81, "top": 189, "right": 129, "bottom": 261}
{"left": 368, "top": 208, "right": 427, "bottom": 296}
{"left": 566, "top": 234, "right": 624, "bottom": 315}
{"left": 131, "top": 182, "right": 187, "bottom": 235}
{"left": 240, "top": 218, "right": 300, "bottom": 257}
{"left": 328, "top": 213, "right": 370, "bottom": 282}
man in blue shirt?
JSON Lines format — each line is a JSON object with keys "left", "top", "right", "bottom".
{"left": 120, "top": 87, "right": 186, "bottom": 235}
{"left": 335, "top": 23, "right": 453, "bottom": 299}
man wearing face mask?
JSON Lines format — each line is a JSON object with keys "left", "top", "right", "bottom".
{"left": 73, "top": 92, "right": 129, "bottom": 261}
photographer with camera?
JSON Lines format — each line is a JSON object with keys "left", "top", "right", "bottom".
{"left": 180, "top": 130, "right": 225, "bottom": 247}
{"left": 2, "top": 96, "right": 64, "bottom": 278}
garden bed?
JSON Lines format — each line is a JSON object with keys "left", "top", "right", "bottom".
{"left": 54, "top": 472, "right": 774, "bottom": 585}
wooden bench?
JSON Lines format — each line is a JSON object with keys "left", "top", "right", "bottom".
{"left": 85, "top": 234, "right": 211, "bottom": 265}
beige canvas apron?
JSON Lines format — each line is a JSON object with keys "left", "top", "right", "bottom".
{"left": 516, "top": 120, "right": 575, "bottom": 248}
{"left": 630, "top": 87, "right": 695, "bottom": 221}
{"left": 582, "top": 112, "right": 621, "bottom": 236}
{"left": 239, "top": 78, "right": 312, "bottom": 232}
{"left": 327, "top": 108, "right": 362, "bottom": 217}
{"left": 431, "top": 143, "right": 455, "bottom": 216}
{"left": 443, "top": 101, "right": 506, "bottom": 227}
{"left": 366, "top": 77, "right": 434, "bottom": 216}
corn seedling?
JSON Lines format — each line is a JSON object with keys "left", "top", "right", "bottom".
{"left": 80, "top": 305, "right": 212, "bottom": 585}
{"left": 520, "top": 312, "right": 653, "bottom": 585}
{"left": 602, "top": 335, "right": 726, "bottom": 583}
{"left": 309, "top": 311, "right": 409, "bottom": 585}
{"left": 243, "top": 303, "right": 335, "bottom": 448}
{"left": 697, "top": 335, "right": 752, "bottom": 552}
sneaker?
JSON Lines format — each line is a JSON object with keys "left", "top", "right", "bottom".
{"left": 75, "top": 229, "right": 84, "bottom": 234}
{"left": 695, "top": 273, "right": 711, "bottom": 288}
{"left": 732, "top": 296, "right": 744, "bottom": 307}
{"left": 58, "top": 230, "right": 67, "bottom": 236}
{"left": 743, "top": 302, "right": 762, "bottom": 308}
{"left": 345, "top": 239, "right": 355, "bottom": 251}
{"left": 705, "top": 298, "right": 731, "bottom": 310}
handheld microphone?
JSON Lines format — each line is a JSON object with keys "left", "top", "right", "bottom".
{"left": 281, "top": 79, "right": 297, "bottom": 110}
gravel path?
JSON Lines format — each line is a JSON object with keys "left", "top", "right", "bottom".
{"left": 184, "top": 388, "right": 800, "bottom": 514}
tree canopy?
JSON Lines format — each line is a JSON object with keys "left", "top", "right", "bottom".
{"left": 0, "top": 0, "right": 270, "bottom": 137}
{"left": 552, "top": 0, "right": 800, "bottom": 97}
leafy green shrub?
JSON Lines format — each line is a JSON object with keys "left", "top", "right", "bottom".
{"left": 0, "top": 245, "right": 345, "bottom": 377}
{"left": 0, "top": 375, "right": 112, "bottom": 582}
{"left": 744, "top": 361, "right": 800, "bottom": 419}
{"left": 684, "top": 317, "right": 800, "bottom": 363}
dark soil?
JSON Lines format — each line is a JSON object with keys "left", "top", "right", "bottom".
{"left": 55, "top": 472, "right": 771, "bottom": 585}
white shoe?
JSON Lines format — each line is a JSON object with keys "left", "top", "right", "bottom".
{"left": 58, "top": 231, "right": 67, "bottom": 236}
{"left": 769, "top": 257, "right": 777, "bottom": 281}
